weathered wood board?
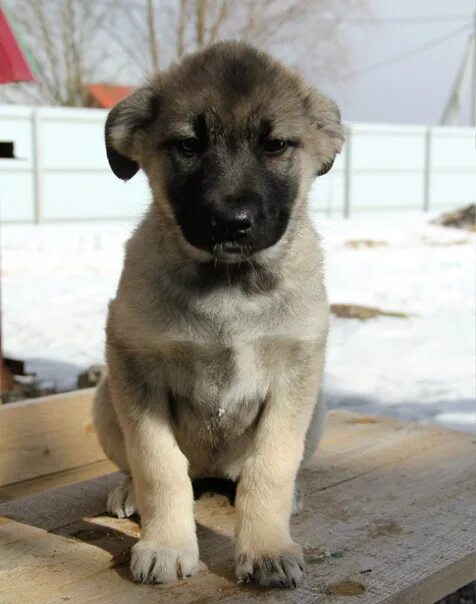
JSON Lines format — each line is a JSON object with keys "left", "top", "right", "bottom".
{"left": 0, "top": 404, "right": 475, "bottom": 604}
{"left": 0, "top": 388, "right": 105, "bottom": 490}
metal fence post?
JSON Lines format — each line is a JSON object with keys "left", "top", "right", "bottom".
{"left": 31, "top": 109, "right": 43, "bottom": 224}
{"left": 423, "top": 127, "right": 432, "bottom": 212}
{"left": 343, "top": 126, "right": 353, "bottom": 218}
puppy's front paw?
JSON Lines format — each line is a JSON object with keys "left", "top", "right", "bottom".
{"left": 236, "top": 543, "right": 304, "bottom": 588}
{"left": 131, "top": 540, "right": 199, "bottom": 584}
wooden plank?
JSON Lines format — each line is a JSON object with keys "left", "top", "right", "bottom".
{"left": 0, "top": 412, "right": 474, "bottom": 603}
{"left": 0, "top": 388, "right": 441, "bottom": 496}
{"left": 0, "top": 388, "right": 102, "bottom": 487}
{"left": 381, "top": 554, "right": 476, "bottom": 604}
{"left": 0, "top": 459, "right": 116, "bottom": 503}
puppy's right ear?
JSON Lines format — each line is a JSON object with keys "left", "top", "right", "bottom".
{"left": 105, "top": 86, "right": 157, "bottom": 181}
{"left": 304, "top": 89, "right": 344, "bottom": 177}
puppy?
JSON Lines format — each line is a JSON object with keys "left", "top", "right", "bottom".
{"left": 94, "top": 40, "right": 343, "bottom": 588}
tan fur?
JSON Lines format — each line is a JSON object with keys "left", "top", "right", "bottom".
{"left": 94, "top": 41, "right": 343, "bottom": 588}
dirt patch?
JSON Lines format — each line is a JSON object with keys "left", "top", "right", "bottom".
{"left": 370, "top": 519, "right": 404, "bottom": 537}
{"left": 432, "top": 204, "right": 476, "bottom": 231}
{"left": 77, "top": 364, "right": 105, "bottom": 388}
{"left": 331, "top": 304, "right": 410, "bottom": 321}
{"left": 345, "top": 239, "right": 387, "bottom": 249}
{"left": 348, "top": 417, "right": 379, "bottom": 424}
{"left": 328, "top": 581, "right": 366, "bottom": 596}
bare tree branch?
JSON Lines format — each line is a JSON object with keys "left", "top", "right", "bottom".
{"left": 1, "top": 0, "right": 369, "bottom": 106}
{"left": 146, "top": 0, "right": 160, "bottom": 70}
{"left": 208, "top": 0, "right": 229, "bottom": 45}
{"left": 195, "top": 0, "right": 207, "bottom": 49}
{"left": 177, "top": 0, "right": 189, "bottom": 58}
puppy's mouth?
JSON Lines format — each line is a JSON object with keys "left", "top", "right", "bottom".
{"left": 174, "top": 206, "right": 292, "bottom": 263}
{"left": 212, "top": 241, "right": 250, "bottom": 263}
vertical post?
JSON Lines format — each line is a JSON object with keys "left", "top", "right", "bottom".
{"left": 0, "top": 219, "right": 13, "bottom": 395}
{"left": 423, "top": 127, "right": 432, "bottom": 212}
{"left": 343, "top": 126, "right": 353, "bottom": 218}
{"left": 31, "top": 109, "right": 43, "bottom": 224}
{"left": 471, "top": 33, "right": 476, "bottom": 126}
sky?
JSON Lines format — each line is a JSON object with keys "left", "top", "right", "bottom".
{"left": 2, "top": 0, "right": 474, "bottom": 126}
{"left": 322, "top": 0, "right": 475, "bottom": 125}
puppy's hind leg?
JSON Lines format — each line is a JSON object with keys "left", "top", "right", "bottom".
{"left": 302, "top": 391, "right": 327, "bottom": 468}
{"left": 290, "top": 392, "right": 326, "bottom": 517}
{"left": 93, "top": 378, "right": 137, "bottom": 518}
{"left": 291, "top": 486, "right": 303, "bottom": 516}
{"left": 107, "top": 475, "right": 137, "bottom": 518}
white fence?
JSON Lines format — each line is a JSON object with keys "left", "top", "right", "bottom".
{"left": 0, "top": 105, "right": 474, "bottom": 223}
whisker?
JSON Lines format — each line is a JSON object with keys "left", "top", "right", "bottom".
{"left": 245, "top": 254, "right": 266, "bottom": 295}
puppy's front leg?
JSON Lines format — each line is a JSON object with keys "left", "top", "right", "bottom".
{"left": 235, "top": 347, "right": 325, "bottom": 588}
{"left": 121, "top": 408, "right": 198, "bottom": 584}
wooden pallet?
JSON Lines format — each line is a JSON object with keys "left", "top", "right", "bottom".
{"left": 0, "top": 390, "right": 474, "bottom": 603}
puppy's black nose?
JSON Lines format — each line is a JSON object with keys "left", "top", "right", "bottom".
{"left": 227, "top": 211, "right": 254, "bottom": 234}
{"left": 212, "top": 206, "right": 256, "bottom": 239}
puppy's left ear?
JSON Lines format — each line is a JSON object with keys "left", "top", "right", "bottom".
{"left": 305, "top": 90, "right": 344, "bottom": 176}
{"left": 105, "top": 85, "right": 158, "bottom": 181}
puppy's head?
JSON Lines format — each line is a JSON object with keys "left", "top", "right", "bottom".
{"left": 106, "top": 41, "right": 343, "bottom": 262}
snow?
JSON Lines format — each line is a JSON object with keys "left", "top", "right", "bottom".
{"left": 317, "top": 213, "right": 475, "bottom": 433}
{"left": 1, "top": 211, "right": 475, "bottom": 432}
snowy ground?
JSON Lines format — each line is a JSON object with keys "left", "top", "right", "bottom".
{"left": 1, "top": 211, "right": 475, "bottom": 432}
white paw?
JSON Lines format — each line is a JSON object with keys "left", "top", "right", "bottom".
{"left": 130, "top": 540, "right": 199, "bottom": 584}
{"left": 107, "top": 476, "right": 137, "bottom": 518}
{"left": 236, "top": 543, "right": 304, "bottom": 588}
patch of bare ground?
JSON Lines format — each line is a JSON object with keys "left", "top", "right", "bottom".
{"left": 432, "top": 204, "right": 476, "bottom": 231}
{"left": 345, "top": 239, "right": 387, "bottom": 248}
{"left": 330, "top": 304, "right": 410, "bottom": 321}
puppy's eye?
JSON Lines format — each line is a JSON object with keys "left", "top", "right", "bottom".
{"left": 263, "top": 139, "right": 288, "bottom": 156}
{"left": 176, "top": 138, "right": 201, "bottom": 156}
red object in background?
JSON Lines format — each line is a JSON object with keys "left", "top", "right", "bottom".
{"left": 0, "top": 8, "right": 35, "bottom": 392}
{"left": 0, "top": 7, "right": 35, "bottom": 84}
{"left": 85, "top": 83, "right": 132, "bottom": 108}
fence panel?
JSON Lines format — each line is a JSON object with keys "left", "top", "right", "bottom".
{"left": 0, "top": 105, "right": 474, "bottom": 222}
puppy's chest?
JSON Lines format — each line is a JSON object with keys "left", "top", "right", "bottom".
{"left": 166, "top": 340, "right": 269, "bottom": 438}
